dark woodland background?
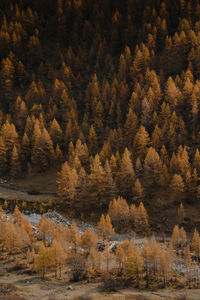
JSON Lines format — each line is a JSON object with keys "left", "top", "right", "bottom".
{"left": 0, "top": 0, "right": 200, "bottom": 215}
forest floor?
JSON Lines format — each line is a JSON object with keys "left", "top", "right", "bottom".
{"left": 0, "top": 262, "right": 200, "bottom": 300}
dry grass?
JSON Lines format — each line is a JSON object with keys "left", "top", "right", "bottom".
{"left": 13, "top": 169, "right": 58, "bottom": 194}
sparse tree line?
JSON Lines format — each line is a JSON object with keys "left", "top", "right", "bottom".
{"left": 0, "top": 205, "right": 200, "bottom": 289}
{"left": 0, "top": 1, "right": 200, "bottom": 214}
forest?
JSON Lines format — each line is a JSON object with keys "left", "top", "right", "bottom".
{"left": 1, "top": 205, "right": 200, "bottom": 293}
{"left": 1, "top": 0, "right": 200, "bottom": 298}
{"left": 0, "top": 0, "right": 200, "bottom": 217}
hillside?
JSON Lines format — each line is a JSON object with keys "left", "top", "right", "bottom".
{"left": 0, "top": 0, "right": 200, "bottom": 222}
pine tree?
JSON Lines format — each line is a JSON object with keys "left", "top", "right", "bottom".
{"left": 143, "top": 147, "right": 162, "bottom": 193}
{"left": 0, "top": 136, "right": 7, "bottom": 176}
{"left": 88, "top": 125, "right": 98, "bottom": 155}
{"left": 21, "top": 133, "right": 30, "bottom": 171}
{"left": 108, "top": 196, "right": 130, "bottom": 230}
{"left": 69, "top": 221, "right": 81, "bottom": 252}
{"left": 49, "top": 118, "right": 63, "bottom": 147}
{"left": 135, "top": 202, "right": 149, "bottom": 233}
{"left": 192, "top": 229, "right": 200, "bottom": 258}
{"left": 37, "top": 215, "right": 55, "bottom": 245}
{"left": 57, "top": 161, "right": 78, "bottom": 203}
{"left": 124, "top": 247, "right": 144, "bottom": 287}
{"left": 81, "top": 228, "right": 98, "bottom": 250}
{"left": 98, "top": 214, "right": 114, "bottom": 239}
{"left": 10, "top": 145, "right": 21, "bottom": 178}
{"left": 34, "top": 243, "right": 49, "bottom": 278}
{"left": 117, "top": 148, "right": 135, "bottom": 200}
{"left": 193, "top": 149, "right": 200, "bottom": 173}
{"left": 133, "top": 125, "right": 150, "bottom": 159}
{"left": 115, "top": 244, "right": 126, "bottom": 272}
{"left": 49, "top": 241, "right": 66, "bottom": 278}
{"left": 87, "top": 247, "right": 101, "bottom": 272}
{"left": 133, "top": 178, "right": 144, "bottom": 203}
{"left": 178, "top": 203, "right": 185, "bottom": 223}
{"left": 80, "top": 154, "right": 108, "bottom": 213}
{"left": 170, "top": 174, "right": 185, "bottom": 202}
{"left": 123, "top": 108, "right": 138, "bottom": 148}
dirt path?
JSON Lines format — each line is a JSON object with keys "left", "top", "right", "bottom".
{"left": 1, "top": 270, "right": 200, "bottom": 300}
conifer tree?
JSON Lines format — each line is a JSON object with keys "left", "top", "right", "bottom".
{"left": 37, "top": 215, "right": 55, "bottom": 245}
{"left": 81, "top": 228, "right": 98, "bottom": 250}
{"left": 49, "top": 241, "right": 66, "bottom": 278}
{"left": 133, "top": 178, "right": 144, "bottom": 203}
{"left": 0, "top": 136, "right": 7, "bottom": 176}
{"left": 178, "top": 203, "right": 185, "bottom": 223}
{"left": 117, "top": 148, "right": 135, "bottom": 200}
{"left": 192, "top": 229, "right": 200, "bottom": 258}
{"left": 143, "top": 147, "right": 162, "bottom": 193}
{"left": 21, "top": 133, "right": 30, "bottom": 171}
{"left": 108, "top": 196, "right": 130, "bottom": 230}
{"left": 133, "top": 125, "right": 150, "bottom": 159}
{"left": 57, "top": 161, "right": 78, "bottom": 203}
{"left": 123, "top": 108, "right": 138, "bottom": 148}
{"left": 10, "top": 145, "right": 21, "bottom": 178}
{"left": 135, "top": 202, "right": 149, "bottom": 233}
{"left": 88, "top": 125, "right": 98, "bottom": 155}
{"left": 98, "top": 214, "right": 114, "bottom": 239}
{"left": 49, "top": 118, "right": 63, "bottom": 147}
{"left": 170, "top": 174, "right": 185, "bottom": 202}
{"left": 124, "top": 247, "right": 144, "bottom": 287}
{"left": 69, "top": 221, "right": 81, "bottom": 252}
{"left": 34, "top": 243, "right": 49, "bottom": 278}
{"left": 115, "top": 244, "right": 126, "bottom": 272}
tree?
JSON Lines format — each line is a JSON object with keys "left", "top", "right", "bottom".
{"left": 0, "top": 56, "right": 15, "bottom": 103}
{"left": 124, "top": 247, "right": 144, "bottom": 287}
{"left": 143, "top": 147, "right": 162, "bottom": 194}
{"left": 49, "top": 118, "right": 63, "bottom": 147}
{"left": 151, "top": 125, "right": 162, "bottom": 150}
{"left": 98, "top": 214, "right": 114, "bottom": 239}
{"left": 171, "top": 225, "right": 187, "bottom": 254}
{"left": 178, "top": 203, "right": 185, "bottom": 223}
{"left": 57, "top": 161, "right": 78, "bottom": 203}
{"left": 1, "top": 121, "right": 18, "bottom": 162}
{"left": 82, "top": 228, "right": 98, "bottom": 250}
{"left": 88, "top": 125, "right": 98, "bottom": 155}
{"left": 69, "top": 222, "right": 81, "bottom": 252}
{"left": 80, "top": 154, "right": 109, "bottom": 213}
{"left": 102, "top": 240, "right": 113, "bottom": 272}
{"left": 192, "top": 229, "right": 200, "bottom": 258}
{"left": 133, "top": 125, "right": 150, "bottom": 159}
{"left": 10, "top": 145, "right": 21, "bottom": 178}
{"left": 34, "top": 243, "right": 50, "bottom": 278}
{"left": 133, "top": 178, "right": 144, "bottom": 203}
{"left": 87, "top": 247, "right": 101, "bottom": 272}
{"left": 4, "top": 220, "right": 22, "bottom": 253}
{"left": 115, "top": 244, "right": 126, "bottom": 273}
{"left": 117, "top": 148, "right": 135, "bottom": 200}
{"left": 21, "top": 133, "right": 31, "bottom": 171}
{"left": 49, "top": 241, "right": 66, "bottom": 278}
{"left": 108, "top": 196, "right": 130, "bottom": 231}
{"left": 193, "top": 149, "right": 200, "bottom": 173}
{"left": 0, "top": 136, "right": 7, "bottom": 176}
{"left": 37, "top": 215, "right": 55, "bottom": 245}
{"left": 123, "top": 108, "right": 138, "bottom": 148}
{"left": 134, "top": 202, "right": 149, "bottom": 233}
{"left": 170, "top": 174, "right": 185, "bottom": 202}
